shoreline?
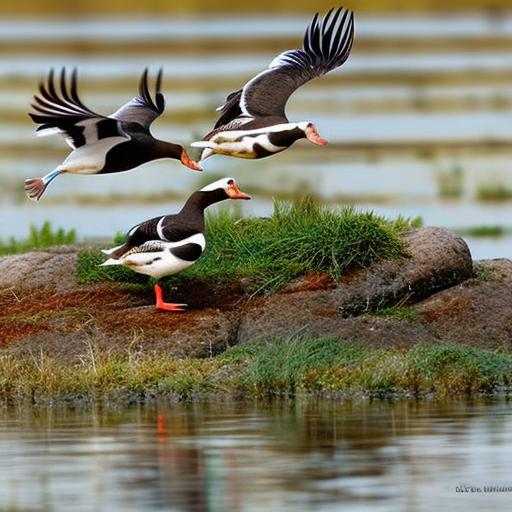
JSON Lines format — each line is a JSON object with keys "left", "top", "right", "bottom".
{"left": 1, "top": 340, "right": 511, "bottom": 405}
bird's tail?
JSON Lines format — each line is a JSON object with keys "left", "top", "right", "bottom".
{"left": 101, "top": 244, "right": 123, "bottom": 256}
{"left": 99, "top": 258, "right": 124, "bottom": 267}
{"left": 24, "top": 177, "right": 48, "bottom": 202}
{"left": 24, "top": 168, "right": 62, "bottom": 201}
{"left": 190, "top": 142, "right": 215, "bottom": 161}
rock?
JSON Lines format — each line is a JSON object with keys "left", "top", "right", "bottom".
{"left": 237, "top": 258, "right": 511, "bottom": 349}
{"left": 414, "top": 259, "right": 512, "bottom": 348}
{"left": 0, "top": 246, "right": 79, "bottom": 292}
{"left": 237, "top": 227, "right": 474, "bottom": 343}
{"left": 334, "top": 227, "right": 473, "bottom": 317}
{"left": 236, "top": 291, "right": 436, "bottom": 347}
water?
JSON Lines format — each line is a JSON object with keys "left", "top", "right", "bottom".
{"left": 1, "top": 398, "right": 512, "bottom": 511}
{"left": 1, "top": 12, "right": 511, "bottom": 258}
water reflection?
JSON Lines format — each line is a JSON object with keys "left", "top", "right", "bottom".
{"left": 1, "top": 398, "right": 512, "bottom": 511}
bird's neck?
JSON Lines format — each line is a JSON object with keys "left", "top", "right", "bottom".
{"left": 179, "top": 190, "right": 227, "bottom": 217}
{"left": 268, "top": 126, "right": 305, "bottom": 147}
{"left": 154, "top": 139, "right": 183, "bottom": 159}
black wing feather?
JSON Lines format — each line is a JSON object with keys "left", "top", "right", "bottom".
{"left": 213, "top": 89, "right": 243, "bottom": 129}
{"left": 237, "top": 7, "right": 354, "bottom": 119}
{"left": 170, "top": 243, "right": 203, "bottom": 262}
{"left": 29, "top": 68, "right": 125, "bottom": 148}
{"left": 110, "top": 68, "right": 165, "bottom": 129}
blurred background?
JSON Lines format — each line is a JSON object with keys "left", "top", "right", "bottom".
{"left": 1, "top": 0, "right": 511, "bottom": 259}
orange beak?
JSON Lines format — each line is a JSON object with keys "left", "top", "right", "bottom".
{"left": 226, "top": 182, "right": 251, "bottom": 200}
{"left": 181, "top": 150, "right": 203, "bottom": 172}
{"left": 305, "top": 125, "right": 328, "bottom": 146}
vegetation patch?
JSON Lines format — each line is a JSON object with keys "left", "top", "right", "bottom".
{"left": 1, "top": 340, "right": 510, "bottom": 403}
{"left": 473, "top": 262, "right": 498, "bottom": 282}
{"left": 371, "top": 306, "right": 419, "bottom": 321}
{"left": 77, "top": 198, "right": 412, "bottom": 293}
{"left": 455, "top": 225, "right": 507, "bottom": 237}
{"left": 476, "top": 183, "right": 512, "bottom": 202}
{"left": 0, "top": 221, "right": 76, "bottom": 256}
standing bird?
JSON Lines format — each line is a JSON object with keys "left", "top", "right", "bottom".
{"left": 100, "top": 177, "right": 250, "bottom": 311}
{"left": 191, "top": 7, "right": 354, "bottom": 161}
{"left": 25, "top": 68, "right": 202, "bottom": 201}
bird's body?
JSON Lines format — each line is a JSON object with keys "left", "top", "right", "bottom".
{"left": 25, "top": 68, "right": 201, "bottom": 201}
{"left": 194, "top": 122, "right": 306, "bottom": 160}
{"left": 100, "top": 177, "right": 251, "bottom": 311}
{"left": 102, "top": 233, "right": 206, "bottom": 280}
{"left": 192, "top": 7, "right": 354, "bottom": 161}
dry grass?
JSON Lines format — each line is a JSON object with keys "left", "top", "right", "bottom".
{"left": 1, "top": 339, "right": 510, "bottom": 403}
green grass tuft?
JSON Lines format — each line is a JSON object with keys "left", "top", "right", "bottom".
{"left": 407, "top": 343, "right": 512, "bottom": 393}
{"left": 76, "top": 198, "right": 411, "bottom": 292}
{"left": 473, "top": 263, "right": 496, "bottom": 281}
{"left": 238, "top": 336, "right": 370, "bottom": 393}
{"left": 0, "top": 221, "right": 76, "bottom": 256}
{"left": 233, "top": 339, "right": 512, "bottom": 396}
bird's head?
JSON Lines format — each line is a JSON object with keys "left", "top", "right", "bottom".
{"left": 298, "top": 122, "right": 328, "bottom": 146}
{"left": 200, "top": 177, "right": 251, "bottom": 200}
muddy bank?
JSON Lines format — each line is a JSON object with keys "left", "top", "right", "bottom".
{"left": 0, "top": 227, "right": 510, "bottom": 360}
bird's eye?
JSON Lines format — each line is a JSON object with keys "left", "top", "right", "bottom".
{"left": 227, "top": 179, "right": 234, "bottom": 185}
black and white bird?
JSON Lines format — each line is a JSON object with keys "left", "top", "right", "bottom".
{"left": 100, "top": 177, "right": 250, "bottom": 311}
{"left": 25, "top": 68, "right": 202, "bottom": 201}
{"left": 191, "top": 7, "right": 354, "bottom": 161}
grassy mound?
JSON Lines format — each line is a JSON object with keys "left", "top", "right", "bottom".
{"left": 77, "top": 199, "right": 415, "bottom": 293}
{"left": 1, "top": 340, "right": 510, "bottom": 402}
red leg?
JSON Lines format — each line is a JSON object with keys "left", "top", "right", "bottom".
{"left": 154, "top": 284, "right": 187, "bottom": 312}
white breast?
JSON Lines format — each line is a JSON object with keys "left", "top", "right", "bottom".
{"left": 61, "top": 136, "right": 129, "bottom": 175}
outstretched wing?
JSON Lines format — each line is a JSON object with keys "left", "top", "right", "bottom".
{"left": 29, "top": 68, "right": 128, "bottom": 149}
{"left": 109, "top": 68, "right": 165, "bottom": 130}
{"left": 213, "top": 88, "right": 243, "bottom": 129}
{"left": 218, "top": 7, "right": 354, "bottom": 121}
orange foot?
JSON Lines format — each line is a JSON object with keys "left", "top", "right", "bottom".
{"left": 156, "top": 302, "right": 187, "bottom": 312}
{"left": 154, "top": 284, "right": 187, "bottom": 312}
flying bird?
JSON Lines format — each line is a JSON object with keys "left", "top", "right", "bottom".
{"left": 25, "top": 68, "right": 202, "bottom": 201}
{"left": 100, "top": 177, "right": 251, "bottom": 311}
{"left": 191, "top": 7, "right": 354, "bottom": 161}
